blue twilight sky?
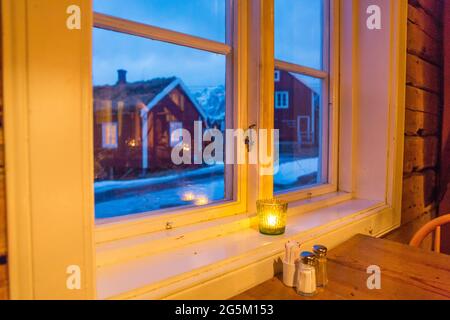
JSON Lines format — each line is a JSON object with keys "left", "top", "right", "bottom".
{"left": 93, "top": 0, "right": 324, "bottom": 88}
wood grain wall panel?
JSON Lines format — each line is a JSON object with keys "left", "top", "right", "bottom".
{"left": 438, "top": 0, "right": 450, "bottom": 254}
{"left": 406, "top": 54, "right": 442, "bottom": 94}
{"left": 403, "top": 136, "right": 439, "bottom": 173}
{"left": 404, "top": 109, "right": 439, "bottom": 136}
{"left": 407, "top": 21, "right": 442, "bottom": 65}
{"left": 406, "top": 85, "right": 441, "bottom": 115}
{"left": 387, "top": 0, "right": 443, "bottom": 249}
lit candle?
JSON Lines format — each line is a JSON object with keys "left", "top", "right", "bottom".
{"left": 257, "top": 199, "right": 288, "bottom": 235}
{"left": 267, "top": 213, "right": 279, "bottom": 227}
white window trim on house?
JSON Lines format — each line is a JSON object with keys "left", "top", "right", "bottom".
{"left": 169, "top": 121, "right": 183, "bottom": 148}
{"left": 102, "top": 122, "right": 118, "bottom": 149}
{"left": 297, "top": 115, "right": 311, "bottom": 144}
{"left": 274, "top": 91, "right": 289, "bottom": 109}
{"left": 2, "top": 0, "right": 407, "bottom": 299}
{"left": 274, "top": 70, "right": 280, "bottom": 82}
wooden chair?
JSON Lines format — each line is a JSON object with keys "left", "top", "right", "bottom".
{"left": 410, "top": 214, "right": 450, "bottom": 253}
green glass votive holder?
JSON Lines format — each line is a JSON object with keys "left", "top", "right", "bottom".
{"left": 257, "top": 199, "right": 288, "bottom": 235}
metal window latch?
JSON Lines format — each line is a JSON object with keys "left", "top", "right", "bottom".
{"left": 165, "top": 222, "right": 174, "bottom": 230}
{"left": 245, "top": 124, "right": 257, "bottom": 153}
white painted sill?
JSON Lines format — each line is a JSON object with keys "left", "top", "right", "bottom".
{"left": 96, "top": 193, "right": 393, "bottom": 300}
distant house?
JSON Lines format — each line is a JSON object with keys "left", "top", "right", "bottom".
{"left": 94, "top": 70, "right": 208, "bottom": 180}
{"left": 274, "top": 70, "right": 320, "bottom": 148}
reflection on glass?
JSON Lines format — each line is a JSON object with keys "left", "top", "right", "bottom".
{"left": 275, "top": 0, "right": 324, "bottom": 70}
{"left": 93, "top": 29, "right": 227, "bottom": 219}
{"left": 274, "top": 70, "right": 325, "bottom": 193}
{"left": 94, "top": 0, "right": 226, "bottom": 43}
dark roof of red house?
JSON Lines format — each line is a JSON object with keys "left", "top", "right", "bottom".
{"left": 94, "top": 77, "right": 176, "bottom": 112}
{"left": 94, "top": 74, "right": 208, "bottom": 121}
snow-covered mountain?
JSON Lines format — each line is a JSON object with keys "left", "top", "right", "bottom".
{"left": 192, "top": 85, "right": 226, "bottom": 128}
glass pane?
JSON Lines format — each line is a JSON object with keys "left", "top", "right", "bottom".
{"left": 274, "top": 71, "right": 326, "bottom": 193}
{"left": 275, "top": 0, "right": 324, "bottom": 70}
{"left": 94, "top": 0, "right": 226, "bottom": 43}
{"left": 93, "top": 29, "right": 227, "bottom": 219}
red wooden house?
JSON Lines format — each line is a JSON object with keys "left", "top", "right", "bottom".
{"left": 94, "top": 70, "right": 208, "bottom": 180}
{"left": 274, "top": 70, "right": 320, "bottom": 149}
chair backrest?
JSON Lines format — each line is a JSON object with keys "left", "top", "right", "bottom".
{"left": 409, "top": 214, "right": 450, "bottom": 253}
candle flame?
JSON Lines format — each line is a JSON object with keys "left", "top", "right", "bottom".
{"left": 267, "top": 214, "right": 278, "bottom": 227}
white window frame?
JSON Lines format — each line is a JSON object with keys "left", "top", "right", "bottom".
{"left": 274, "top": 91, "right": 289, "bottom": 109}
{"left": 92, "top": 0, "right": 250, "bottom": 241}
{"left": 297, "top": 115, "right": 311, "bottom": 145}
{"left": 169, "top": 121, "right": 183, "bottom": 148}
{"left": 268, "top": 0, "right": 338, "bottom": 203}
{"left": 102, "top": 122, "right": 118, "bottom": 149}
{"left": 92, "top": 0, "right": 337, "bottom": 249}
{"left": 3, "top": 0, "right": 407, "bottom": 299}
{"left": 274, "top": 70, "right": 280, "bottom": 82}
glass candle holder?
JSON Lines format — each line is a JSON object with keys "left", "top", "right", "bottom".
{"left": 257, "top": 199, "right": 288, "bottom": 235}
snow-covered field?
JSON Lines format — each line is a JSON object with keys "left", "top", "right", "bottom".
{"left": 95, "top": 157, "right": 319, "bottom": 219}
{"left": 274, "top": 157, "right": 318, "bottom": 186}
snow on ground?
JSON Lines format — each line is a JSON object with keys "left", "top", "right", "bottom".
{"left": 95, "top": 163, "right": 224, "bottom": 193}
{"left": 95, "top": 158, "right": 319, "bottom": 219}
{"left": 274, "top": 157, "right": 318, "bottom": 186}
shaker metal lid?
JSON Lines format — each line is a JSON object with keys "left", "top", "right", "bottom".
{"left": 313, "top": 245, "right": 328, "bottom": 256}
{"left": 300, "top": 251, "right": 316, "bottom": 265}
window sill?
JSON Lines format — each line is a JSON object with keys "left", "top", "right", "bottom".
{"left": 96, "top": 195, "right": 398, "bottom": 300}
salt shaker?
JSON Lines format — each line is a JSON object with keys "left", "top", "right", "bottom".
{"left": 313, "top": 245, "right": 328, "bottom": 287}
{"left": 282, "top": 240, "right": 301, "bottom": 287}
{"left": 296, "top": 251, "right": 317, "bottom": 297}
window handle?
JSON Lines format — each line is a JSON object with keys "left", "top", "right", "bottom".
{"left": 245, "top": 124, "right": 257, "bottom": 153}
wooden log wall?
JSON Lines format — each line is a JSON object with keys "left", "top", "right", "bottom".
{"left": 438, "top": 0, "right": 450, "bottom": 253}
{"left": 0, "top": 0, "right": 445, "bottom": 300}
{"left": 386, "top": 0, "right": 444, "bottom": 248}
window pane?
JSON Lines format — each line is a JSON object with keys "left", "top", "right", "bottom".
{"left": 93, "top": 29, "right": 228, "bottom": 219}
{"left": 274, "top": 71, "right": 326, "bottom": 193}
{"left": 94, "top": 0, "right": 226, "bottom": 43}
{"left": 275, "top": 0, "right": 324, "bottom": 70}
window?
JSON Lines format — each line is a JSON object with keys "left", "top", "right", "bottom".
{"left": 274, "top": 70, "right": 281, "bottom": 82}
{"left": 4, "top": 0, "right": 407, "bottom": 298}
{"left": 93, "top": 0, "right": 233, "bottom": 220}
{"left": 274, "top": 0, "right": 329, "bottom": 194}
{"left": 275, "top": 91, "right": 289, "bottom": 109}
{"left": 92, "top": 0, "right": 331, "bottom": 223}
{"left": 170, "top": 122, "right": 183, "bottom": 148}
{"left": 102, "top": 122, "right": 118, "bottom": 149}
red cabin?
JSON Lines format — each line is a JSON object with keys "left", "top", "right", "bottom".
{"left": 274, "top": 70, "right": 320, "bottom": 149}
{"left": 94, "top": 70, "right": 208, "bottom": 180}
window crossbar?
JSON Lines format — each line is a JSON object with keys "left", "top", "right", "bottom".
{"left": 275, "top": 59, "right": 328, "bottom": 79}
{"left": 94, "top": 12, "right": 232, "bottom": 56}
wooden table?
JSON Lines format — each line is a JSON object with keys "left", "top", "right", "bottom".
{"left": 233, "top": 234, "right": 450, "bottom": 300}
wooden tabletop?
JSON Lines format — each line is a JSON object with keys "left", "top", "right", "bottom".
{"left": 233, "top": 234, "right": 450, "bottom": 300}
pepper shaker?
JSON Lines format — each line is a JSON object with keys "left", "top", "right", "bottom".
{"left": 296, "top": 251, "right": 317, "bottom": 297}
{"left": 313, "top": 245, "right": 328, "bottom": 287}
